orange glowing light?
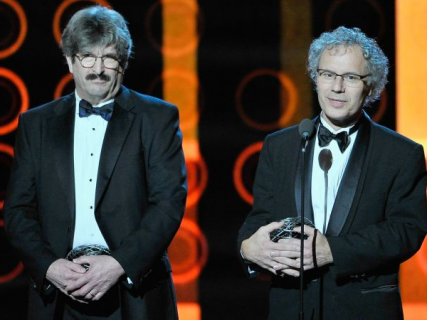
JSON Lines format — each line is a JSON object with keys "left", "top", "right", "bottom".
{"left": 186, "top": 157, "right": 208, "bottom": 208}
{"left": 161, "top": 0, "right": 201, "bottom": 317}
{"left": 417, "top": 237, "right": 427, "bottom": 278}
{"left": 0, "top": 261, "right": 24, "bottom": 284}
{"left": 53, "top": 0, "right": 111, "bottom": 45}
{"left": 170, "top": 218, "right": 208, "bottom": 284}
{"left": 403, "top": 303, "right": 427, "bottom": 320}
{"left": 177, "top": 303, "right": 201, "bottom": 319}
{"left": 396, "top": 1, "right": 427, "bottom": 317}
{"left": 54, "top": 73, "right": 74, "bottom": 99}
{"left": 0, "top": 142, "right": 14, "bottom": 157}
{"left": 146, "top": 0, "right": 201, "bottom": 57}
{"left": 236, "top": 69, "right": 298, "bottom": 131}
{"left": 0, "top": 68, "right": 29, "bottom": 135}
{"left": 370, "top": 90, "right": 388, "bottom": 123}
{"left": 0, "top": 0, "right": 27, "bottom": 59}
{"left": 396, "top": 0, "right": 427, "bottom": 150}
{"left": 233, "top": 142, "right": 263, "bottom": 205}
{"left": 148, "top": 69, "right": 200, "bottom": 132}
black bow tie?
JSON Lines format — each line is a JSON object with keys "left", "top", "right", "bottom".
{"left": 79, "top": 99, "right": 114, "bottom": 121}
{"left": 318, "top": 122, "right": 350, "bottom": 153}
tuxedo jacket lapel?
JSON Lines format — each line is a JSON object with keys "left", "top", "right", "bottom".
{"left": 326, "top": 114, "right": 371, "bottom": 236}
{"left": 47, "top": 94, "right": 76, "bottom": 220}
{"left": 95, "top": 87, "right": 136, "bottom": 208}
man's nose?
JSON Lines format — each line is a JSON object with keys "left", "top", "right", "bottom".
{"left": 92, "top": 57, "right": 105, "bottom": 74}
{"left": 331, "top": 75, "right": 345, "bottom": 92}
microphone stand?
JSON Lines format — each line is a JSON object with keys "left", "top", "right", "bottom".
{"left": 296, "top": 118, "right": 314, "bottom": 320}
{"left": 299, "top": 136, "right": 309, "bottom": 320}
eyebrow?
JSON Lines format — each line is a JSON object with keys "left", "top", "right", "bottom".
{"left": 79, "top": 51, "right": 119, "bottom": 58}
{"left": 318, "top": 68, "right": 361, "bottom": 75}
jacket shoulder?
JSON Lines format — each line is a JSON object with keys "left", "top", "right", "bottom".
{"left": 371, "top": 122, "right": 421, "bottom": 149}
{"left": 21, "top": 94, "right": 74, "bottom": 119}
{"left": 126, "top": 89, "right": 177, "bottom": 115}
{"left": 265, "top": 124, "right": 303, "bottom": 146}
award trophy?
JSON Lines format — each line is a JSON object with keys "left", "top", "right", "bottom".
{"left": 66, "top": 244, "right": 111, "bottom": 270}
{"left": 269, "top": 217, "right": 315, "bottom": 242}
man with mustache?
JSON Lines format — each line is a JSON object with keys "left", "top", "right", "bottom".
{"left": 238, "top": 27, "right": 426, "bottom": 319}
{"left": 4, "top": 6, "right": 187, "bottom": 320}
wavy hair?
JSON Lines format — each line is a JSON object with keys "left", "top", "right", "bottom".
{"left": 307, "top": 26, "right": 388, "bottom": 106}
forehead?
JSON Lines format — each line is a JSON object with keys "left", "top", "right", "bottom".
{"left": 80, "top": 45, "right": 118, "bottom": 56}
{"left": 319, "top": 45, "right": 368, "bottom": 73}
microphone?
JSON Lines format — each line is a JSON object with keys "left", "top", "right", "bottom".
{"left": 318, "top": 149, "right": 333, "bottom": 234}
{"left": 299, "top": 119, "right": 315, "bottom": 140}
{"left": 318, "top": 148, "right": 333, "bottom": 172}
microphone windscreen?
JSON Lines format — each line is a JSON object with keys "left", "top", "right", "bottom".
{"left": 298, "top": 119, "right": 315, "bottom": 139}
{"left": 318, "top": 148, "right": 333, "bottom": 172}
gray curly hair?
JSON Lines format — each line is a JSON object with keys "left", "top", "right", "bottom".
{"left": 307, "top": 26, "right": 388, "bottom": 106}
{"left": 60, "top": 6, "right": 133, "bottom": 69}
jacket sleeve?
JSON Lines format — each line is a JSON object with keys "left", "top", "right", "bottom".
{"left": 3, "top": 114, "right": 58, "bottom": 293}
{"left": 110, "top": 104, "right": 187, "bottom": 288}
{"left": 237, "top": 136, "right": 275, "bottom": 277}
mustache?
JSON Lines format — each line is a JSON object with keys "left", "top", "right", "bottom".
{"left": 86, "top": 73, "right": 111, "bottom": 81}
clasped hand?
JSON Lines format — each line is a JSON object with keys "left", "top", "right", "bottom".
{"left": 241, "top": 221, "right": 333, "bottom": 277}
{"left": 46, "top": 255, "right": 125, "bottom": 303}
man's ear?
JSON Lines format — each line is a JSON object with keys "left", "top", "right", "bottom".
{"left": 65, "top": 56, "right": 74, "bottom": 74}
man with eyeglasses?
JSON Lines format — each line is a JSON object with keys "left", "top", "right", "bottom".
{"left": 238, "top": 26, "right": 426, "bottom": 319}
{"left": 4, "top": 6, "right": 187, "bottom": 320}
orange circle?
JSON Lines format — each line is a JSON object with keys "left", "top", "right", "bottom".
{"left": 148, "top": 69, "right": 200, "bottom": 132}
{"left": 53, "top": 0, "right": 111, "bottom": 45}
{"left": 0, "top": 67, "right": 29, "bottom": 135}
{"left": 146, "top": 0, "right": 201, "bottom": 57}
{"left": 236, "top": 69, "right": 298, "bottom": 131}
{"left": 233, "top": 142, "right": 263, "bottom": 205}
{"left": 0, "top": 0, "right": 27, "bottom": 59}
{"left": 0, "top": 142, "right": 14, "bottom": 158}
{"left": 54, "top": 73, "right": 74, "bottom": 99}
{"left": 0, "top": 219, "right": 25, "bottom": 283}
{"left": 326, "top": 0, "right": 386, "bottom": 40}
{"left": 0, "top": 142, "right": 14, "bottom": 215}
{"left": 186, "top": 156, "right": 208, "bottom": 208}
{"left": 170, "top": 218, "right": 208, "bottom": 284}
{"left": 170, "top": 228, "right": 198, "bottom": 273}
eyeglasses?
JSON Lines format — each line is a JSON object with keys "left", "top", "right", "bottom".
{"left": 317, "top": 69, "right": 370, "bottom": 87}
{"left": 74, "top": 54, "right": 122, "bottom": 71}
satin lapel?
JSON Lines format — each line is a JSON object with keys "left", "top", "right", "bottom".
{"left": 47, "top": 94, "right": 76, "bottom": 218}
{"left": 95, "top": 99, "right": 136, "bottom": 208}
{"left": 326, "top": 115, "right": 371, "bottom": 236}
{"left": 295, "top": 119, "right": 317, "bottom": 223}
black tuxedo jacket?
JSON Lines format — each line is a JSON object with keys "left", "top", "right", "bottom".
{"left": 238, "top": 113, "right": 427, "bottom": 320}
{"left": 4, "top": 86, "right": 187, "bottom": 319}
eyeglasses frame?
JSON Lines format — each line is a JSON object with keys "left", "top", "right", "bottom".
{"left": 316, "top": 68, "right": 371, "bottom": 86}
{"left": 74, "top": 54, "right": 123, "bottom": 72}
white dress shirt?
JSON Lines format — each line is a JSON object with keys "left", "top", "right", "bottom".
{"left": 311, "top": 115, "right": 358, "bottom": 234}
{"left": 72, "top": 93, "right": 113, "bottom": 249}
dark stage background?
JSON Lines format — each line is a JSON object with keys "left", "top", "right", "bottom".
{"left": 1, "top": 1, "right": 424, "bottom": 320}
